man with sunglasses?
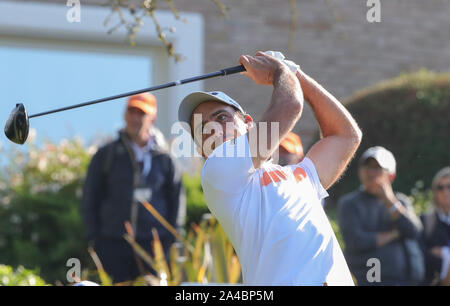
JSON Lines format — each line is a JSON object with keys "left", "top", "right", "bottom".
{"left": 338, "top": 146, "right": 424, "bottom": 285}
{"left": 420, "top": 166, "right": 450, "bottom": 285}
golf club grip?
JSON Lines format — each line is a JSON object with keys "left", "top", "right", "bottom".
{"left": 221, "top": 65, "right": 246, "bottom": 75}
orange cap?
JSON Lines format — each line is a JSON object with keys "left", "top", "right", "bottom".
{"left": 127, "top": 93, "right": 157, "bottom": 117}
{"left": 280, "top": 132, "right": 304, "bottom": 157}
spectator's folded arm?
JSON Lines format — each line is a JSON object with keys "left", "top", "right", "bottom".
{"left": 338, "top": 199, "right": 378, "bottom": 253}
{"left": 393, "top": 194, "right": 423, "bottom": 240}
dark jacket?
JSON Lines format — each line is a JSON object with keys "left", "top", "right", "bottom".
{"left": 419, "top": 211, "right": 450, "bottom": 285}
{"left": 81, "top": 129, "right": 185, "bottom": 250}
{"left": 337, "top": 188, "right": 424, "bottom": 285}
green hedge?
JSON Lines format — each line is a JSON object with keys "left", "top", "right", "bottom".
{"left": 327, "top": 70, "right": 450, "bottom": 204}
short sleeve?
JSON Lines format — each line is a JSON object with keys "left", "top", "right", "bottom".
{"left": 201, "top": 133, "right": 255, "bottom": 193}
{"left": 297, "top": 157, "right": 329, "bottom": 200}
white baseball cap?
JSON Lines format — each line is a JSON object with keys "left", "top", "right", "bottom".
{"left": 359, "top": 146, "right": 396, "bottom": 174}
{"left": 178, "top": 91, "right": 245, "bottom": 129}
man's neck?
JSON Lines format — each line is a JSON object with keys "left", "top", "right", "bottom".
{"left": 136, "top": 136, "right": 152, "bottom": 148}
{"left": 127, "top": 132, "right": 151, "bottom": 148}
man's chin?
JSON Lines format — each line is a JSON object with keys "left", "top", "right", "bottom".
{"left": 200, "top": 134, "right": 237, "bottom": 157}
{"left": 201, "top": 141, "right": 224, "bottom": 158}
{"left": 202, "top": 145, "right": 220, "bottom": 158}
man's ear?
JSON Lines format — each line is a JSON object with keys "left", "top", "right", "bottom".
{"left": 389, "top": 173, "right": 396, "bottom": 183}
{"left": 150, "top": 113, "right": 157, "bottom": 123}
{"left": 244, "top": 114, "right": 254, "bottom": 129}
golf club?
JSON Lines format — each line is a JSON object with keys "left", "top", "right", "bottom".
{"left": 4, "top": 64, "right": 246, "bottom": 145}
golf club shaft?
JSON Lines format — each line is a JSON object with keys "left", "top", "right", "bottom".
{"left": 28, "top": 65, "right": 246, "bottom": 119}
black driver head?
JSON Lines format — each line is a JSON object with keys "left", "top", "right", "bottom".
{"left": 4, "top": 103, "right": 29, "bottom": 145}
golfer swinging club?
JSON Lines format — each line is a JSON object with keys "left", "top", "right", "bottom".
{"left": 178, "top": 51, "right": 362, "bottom": 285}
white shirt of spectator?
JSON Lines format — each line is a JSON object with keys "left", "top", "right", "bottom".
{"left": 130, "top": 138, "right": 154, "bottom": 178}
{"left": 201, "top": 134, "right": 354, "bottom": 286}
{"left": 437, "top": 210, "right": 450, "bottom": 226}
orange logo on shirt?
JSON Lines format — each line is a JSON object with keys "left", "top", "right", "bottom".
{"left": 293, "top": 167, "right": 307, "bottom": 183}
{"left": 260, "top": 167, "right": 307, "bottom": 186}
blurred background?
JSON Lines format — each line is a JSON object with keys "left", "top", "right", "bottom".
{"left": 0, "top": 0, "right": 448, "bottom": 285}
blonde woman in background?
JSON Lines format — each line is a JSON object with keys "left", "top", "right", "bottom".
{"left": 420, "top": 167, "right": 450, "bottom": 286}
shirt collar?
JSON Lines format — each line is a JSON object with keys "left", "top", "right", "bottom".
{"left": 437, "top": 209, "right": 450, "bottom": 226}
{"left": 130, "top": 138, "right": 154, "bottom": 161}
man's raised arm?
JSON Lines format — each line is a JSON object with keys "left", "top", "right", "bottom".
{"left": 299, "top": 70, "right": 362, "bottom": 189}
{"left": 238, "top": 51, "right": 304, "bottom": 169}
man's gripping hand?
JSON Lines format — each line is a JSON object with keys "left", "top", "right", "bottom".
{"left": 238, "top": 51, "right": 293, "bottom": 86}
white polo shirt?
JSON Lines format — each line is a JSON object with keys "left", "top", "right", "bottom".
{"left": 201, "top": 133, "right": 354, "bottom": 286}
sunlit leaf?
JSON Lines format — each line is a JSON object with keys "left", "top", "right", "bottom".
{"left": 87, "top": 247, "right": 112, "bottom": 286}
{"left": 123, "top": 234, "right": 156, "bottom": 271}
{"left": 151, "top": 228, "right": 170, "bottom": 279}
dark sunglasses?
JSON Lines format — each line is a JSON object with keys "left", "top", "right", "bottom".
{"left": 435, "top": 184, "right": 450, "bottom": 191}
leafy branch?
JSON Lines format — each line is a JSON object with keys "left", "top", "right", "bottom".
{"left": 102, "top": 0, "right": 228, "bottom": 62}
{"left": 102, "top": 0, "right": 343, "bottom": 61}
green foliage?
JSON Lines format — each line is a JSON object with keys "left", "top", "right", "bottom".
{"left": 0, "top": 138, "right": 96, "bottom": 284}
{"left": 182, "top": 174, "right": 210, "bottom": 229}
{"left": 328, "top": 70, "right": 450, "bottom": 204}
{"left": 0, "top": 264, "right": 50, "bottom": 286}
{"left": 325, "top": 206, "right": 345, "bottom": 251}
{"left": 408, "top": 180, "right": 434, "bottom": 217}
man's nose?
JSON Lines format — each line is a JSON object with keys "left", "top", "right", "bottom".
{"left": 131, "top": 112, "right": 145, "bottom": 121}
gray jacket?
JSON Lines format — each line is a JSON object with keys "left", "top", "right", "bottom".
{"left": 337, "top": 188, "right": 424, "bottom": 285}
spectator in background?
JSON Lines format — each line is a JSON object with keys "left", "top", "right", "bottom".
{"left": 420, "top": 166, "right": 450, "bottom": 286}
{"left": 81, "top": 93, "right": 185, "bottom": 284}
{"left": 278, "top": 131, "right": 304, "bottom": 166}
{"left": 338, "top": 146, "right": 424, "bottom": 285}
